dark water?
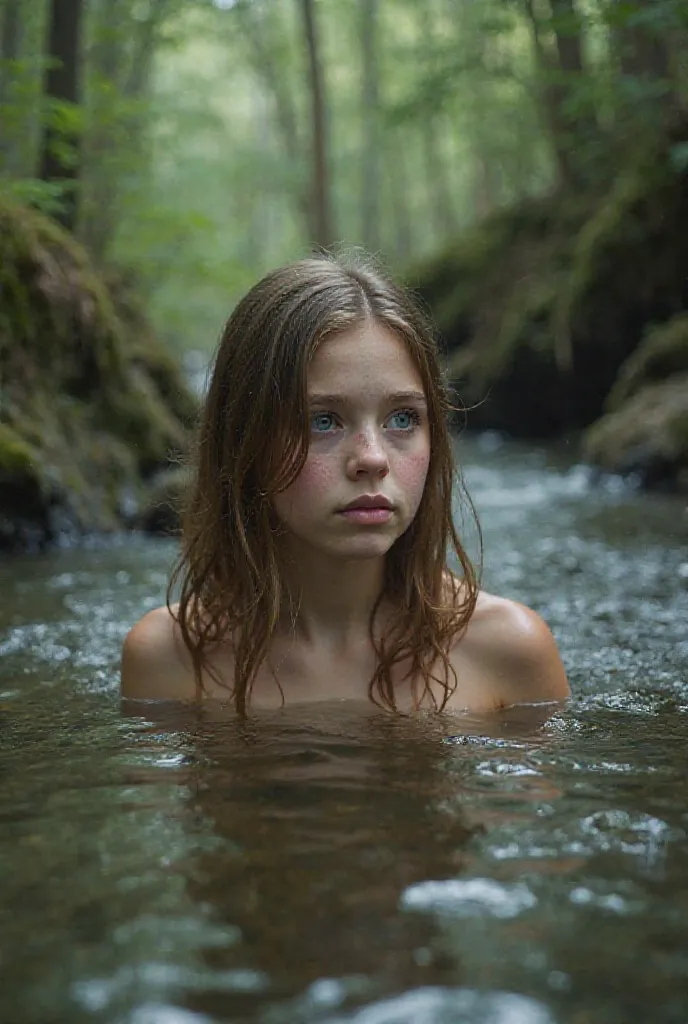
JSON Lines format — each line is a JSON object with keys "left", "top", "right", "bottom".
{"left": 1, "top": 437, "right": 687, "bottom": 1024}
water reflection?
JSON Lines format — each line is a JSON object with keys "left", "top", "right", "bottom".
{"left": 114, "top": 700, "right": 565, "bottom": 1021}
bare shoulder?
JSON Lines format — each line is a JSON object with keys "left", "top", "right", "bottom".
{"left": 120, "top": 604, "right": 197, "bottom": 701}
{"left": 455, "top": 590, "right": 570, "bottom": 707}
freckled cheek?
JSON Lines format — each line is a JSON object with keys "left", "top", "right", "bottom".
{"left": 396, "top": 451, "right": 431, "bottom": 509}
{"left": 278, "top": 457, "right": 338, "bottom": 514}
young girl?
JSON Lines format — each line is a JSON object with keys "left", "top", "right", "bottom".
{"left": 121, "top": 252, "right": 569, "bottom": 714}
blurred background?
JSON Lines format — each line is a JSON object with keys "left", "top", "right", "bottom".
{"left": 1, "top": 0, "right": 687, "bottom": 550}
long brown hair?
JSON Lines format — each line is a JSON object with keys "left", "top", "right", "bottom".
{"left": 168, "top": 250, "right": 482, "bottom": 714}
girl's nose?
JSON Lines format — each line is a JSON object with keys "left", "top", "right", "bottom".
{"left": 348, "top": 429, "right": 390, "bottom": 477}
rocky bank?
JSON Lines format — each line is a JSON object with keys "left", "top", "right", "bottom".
{"left": 0, "top": 197, "right": 196, "bottom": 551}
{"left": 411, "top": 124, "right": 688, "bottom": 491}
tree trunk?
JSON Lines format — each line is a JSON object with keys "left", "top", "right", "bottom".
{"left": 38, "top": 0, "right": 84, "bottom": 231}
{"left": 384, "top": 128, "right": 413, "bottom": 263}
{"left": 300, "top": 0, "right": 334, "bottom": 249}
{"left": 0, "top": 0, "right": 22, "bottom": 171}
{"left": 416, "top": 0, "right": 459, "bottom": 238}
{"left": 0, "top": 0, "right": 21, "bottom": 102}
{"left": 421, "top": 116, "right": 459, "bottom": 242}
{"left": 444, "top": 0, "right": 501, "bottom": 215}
{"left": 79, "top": 0, "right": 128, "bottom": 261}
{"left": 549, "top": 0, "right": 584, "bottom": 75}
{"left": 80, "top": 0, "right": 171, "bottom": 263}
{"left": 522, "top": 0, "right": 590, "bottom": 190}
{"left": 237, "top": 1, "right": 311, "bottom": 238}
{"left": 548, "top": 0, "right": 601, "bottom": 176}
{"left": 124, "top": 0, "right": 172, "bottom": 100}
{"left": 612, "top": 0, "right": 670, "bottom": 80}
{"left": 608, "top": 0, "right": 677, "bottom": 135}
{"left": 360, "top": 0, "right": 380, "bottom": 252}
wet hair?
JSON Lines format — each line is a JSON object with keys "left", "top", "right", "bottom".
{"left": 168, "top": 250, "right": 482, "bottom": 714}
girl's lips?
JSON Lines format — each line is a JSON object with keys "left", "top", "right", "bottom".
{"left": 340, "top": 494, "right": 393, "bottom": 511}
{"left": 339, "top": 507, "right": 393, "bottom": 524}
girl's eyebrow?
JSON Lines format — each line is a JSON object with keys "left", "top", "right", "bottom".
{"left": 308, "top": 390, "right": 427, "bottom": 405}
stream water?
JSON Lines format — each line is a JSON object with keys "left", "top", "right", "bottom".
{"left": 1, "top": 437, "right": 687, "bottom": 1024}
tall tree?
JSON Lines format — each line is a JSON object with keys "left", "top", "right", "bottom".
{"left": 360, "top": 0, "right": 381, "bottom": 252}
{"left": 38, "top": 0, "right": 84, "bottom": 230}
{"left": 607, "top": 0, "right": 676, "bottom": 130}
{"left": 235, "top": 0, "right": 311, "bottom": 237}
{"left": 124, "top": 0, "right": 173, "bottom": 100}
{"left": 0, "top": 0, "right": 22, "bottom": 171}
{"left": 0, "top": 0, "right": 21, "bottom": 105}
{"left": 444, "top": 0, "right": 502, "bottom": 216}
{"left": 385, "top": 131, "right": 416, "bottom": 263}
{"left": 80, "top": 0, "right": 173, "bottom": 263}
{"left": 415, "top": 0, "right": 459, "bottom": 239}
{"left": 300, "top": 0, "right": 334, "bottom": 248}
{"left": 79, "top": 0, "right": 129, "bottom": 259}
{"left": 521, "top": 0, "right": 597, "bottom": 189}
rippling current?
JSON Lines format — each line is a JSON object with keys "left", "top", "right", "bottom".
{"left": 1, "top": 437, "right": 687, "bottom": 1024}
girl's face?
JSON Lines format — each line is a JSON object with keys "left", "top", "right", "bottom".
{"left": 271, "top": 320, "right": 431, "bottom": 561}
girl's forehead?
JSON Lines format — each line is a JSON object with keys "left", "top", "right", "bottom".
{"left": 308, "top": 322, "right": 423, "bottom": 387}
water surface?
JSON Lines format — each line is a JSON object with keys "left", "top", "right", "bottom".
{"left": 1, "top": 438, "right": 687, "bottom": 1024}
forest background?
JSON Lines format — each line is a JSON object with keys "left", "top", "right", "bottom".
{"left": 1, "top": 0, "right": 687, "bottom": 550}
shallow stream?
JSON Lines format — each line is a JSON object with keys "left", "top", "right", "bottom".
{"left": 1, "top": 437, "right": 687, "bottom": 1024}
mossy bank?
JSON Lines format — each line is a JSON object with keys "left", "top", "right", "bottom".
{"left": 411, "top": 124, "right": 688, "bottom": 491}
{"left": 0, "top": 197, "right": 197, "bottom": 551}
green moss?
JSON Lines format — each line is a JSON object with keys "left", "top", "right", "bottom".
{"left": 410, "top": 198, "right": 561, "bottom": 342}
{"left": 584, "top": 375, "right": 688, "bottom": 488}
{"left": 552, "top": 152, "right": 673, "bottom": 371}
{"left": 607, "top": 313, "right": 688, "bottom": 411}
{"left": 0, "top": 197, "right": 197, "bottom": 549}
{"left": 0, "top": 423, "right": 40, "bottom": 474}
{"left": 0, "top": 194, "right": 125, "bottom": 390}
{"left": 103, "top": 366, "right": 189, "bottom": 474}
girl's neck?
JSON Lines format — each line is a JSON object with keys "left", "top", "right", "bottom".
{"left": 276, "top": 551, "right": 389, "bottom": 654}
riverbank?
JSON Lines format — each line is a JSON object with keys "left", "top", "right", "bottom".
{"left": 0, "top": 196, "right": 197, "bottom": 552}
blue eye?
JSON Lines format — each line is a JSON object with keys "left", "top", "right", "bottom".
{"left": 311, "top": 412, "right": 336, "bottom": 432}
{"left": 389, "top": 409, "right": 420, "bottom": 430}
{"left": 309, "top": 409, "right": 421, "bottom": 434}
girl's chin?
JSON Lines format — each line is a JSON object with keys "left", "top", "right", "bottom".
{"left": 278, "top": 519, "right": 408, "bottom": 557}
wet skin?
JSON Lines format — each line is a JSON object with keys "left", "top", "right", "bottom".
{"left": 121, "top": 321, "right": 570, "bottom": 712}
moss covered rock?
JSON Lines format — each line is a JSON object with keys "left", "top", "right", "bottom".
{"left": 0, "top": 196, "right": 197, "bottom": 551}
{"left": 606, "top": 314, "right": 688, "bottom": 411}
{"left": 582, "top": 314, "right": 688, "bottom": 491}
{"left": 583, "top": 375, "right": 688, "bottom": 491}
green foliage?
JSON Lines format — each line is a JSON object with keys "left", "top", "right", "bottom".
{"left": 0, "top": 176, "right": 66, "bottom": 216}
{"left": 0, "top": 0, "right": 686, "bottom": 359}
{"left": 0, "top": 423, "right": 39, "bottom": 474}
{"left": 42, "top": 96, "right": 83, "bottom": 140}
